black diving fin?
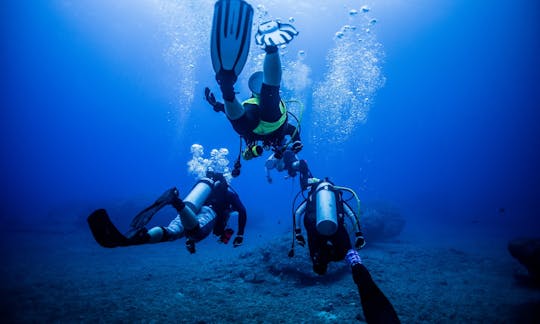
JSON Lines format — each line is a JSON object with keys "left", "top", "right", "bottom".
{"left": 87, "top": 209, "right": 129, "bottom": 248}
{"left": 210, "top": 0, "right": 254, "bottom": 78}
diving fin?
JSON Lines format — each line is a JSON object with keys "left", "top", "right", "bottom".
{"left": 210, "top": 0, "right": 254, "bottom": 78}
{"left": 87, "top": 209, "right": 129, "bottom": 248}
{"left": 129, "top": 187, "right": 180, "bottom": 230}
{"left": 255, "top": 20, "right": 298, "bottom": 47}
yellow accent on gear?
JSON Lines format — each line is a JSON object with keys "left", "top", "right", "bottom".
{"left": 242, "top": 97, "right": 287, "bottom": 135}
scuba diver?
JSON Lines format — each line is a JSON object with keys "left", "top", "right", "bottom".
{"left": 290, "top": 178, "right": 366, "bottom": 274}
{"left": 206, "top": 0, "right": 302, "bottom": 176}
{"left": 289, "top": 178, "right": 400, "bottom": 324}
{"left": 265, "top": 146, "right": 312, "bottom": 190}
{"left": 87, "top": 171, "right": 247, "bottom": 254}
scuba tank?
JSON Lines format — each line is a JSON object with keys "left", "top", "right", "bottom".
{"left": 183, "top": 178, "right": 215, "bottom": 214}
{"left": 315, "top": 181, "right": 338, "bottom": 236}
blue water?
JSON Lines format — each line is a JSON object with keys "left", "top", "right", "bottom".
{"left": 2, "top": 0, "right": 539, "bottom": 239}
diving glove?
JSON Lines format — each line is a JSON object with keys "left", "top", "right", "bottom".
{"left": 355, "top": 232, "right": 366, "bottom": 249}
{"left": 186, "top": 238, "right": 196, "bottom": 254}
{"left": 219, "top": 228, "right": 234, "bottom": 244}
{"left": 233, "top": 235, "right": 243, "bottom": 247}
{"left": 204, "top": 87, "right": 225, "bottom": 113}
{"left": 292, "top": 141, "right": 303, "bottom": 153}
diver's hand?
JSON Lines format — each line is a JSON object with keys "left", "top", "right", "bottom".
{"left": 233, "top": 235, "right": 243, "bottom": 248}
{"left": 204, "top": 87, "right": 217, "bottom": 105}
{"left": 186, "top": 238, "right": 196, "bottom": 254}
{"left": 266, "top": 175, "right": 273, "bottom": 184}
{"left": 292, "top": 141, "right": 303, "bottom": 153}
{"left": 219, "top": 228, "right": 234, "bottom": 244}
{"left": 204, "top": 87, "right": 224, "bottom": 112}
{"left": 355, "top": 232, "right": 366, "bottom": 249}
{"left": 295, "top": 229, "right": 305, "bottom": 247}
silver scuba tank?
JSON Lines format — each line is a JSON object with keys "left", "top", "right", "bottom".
{"left": 183, "top": 178, "right": 215, "bottom": 214}
{"left": 315, "top": 181, "right": 338, "bottom": 236}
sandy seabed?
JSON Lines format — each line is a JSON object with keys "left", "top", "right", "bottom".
{"left": 1, "top": 227, "right": 539, "bottom": 323}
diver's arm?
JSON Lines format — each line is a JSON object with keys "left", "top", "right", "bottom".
{"left": 265, "top": 155, "right": 277, "bottom": 183}
{"left": 224, "top": 99, "right": 245, "bottom": 120}
{"left": 344, "top": 201, "right": 365, "bottom": 248}
{"left": 294, "top": 201, "right": 307, "bottom": 233}
{"left": 293, "top": 200, "right": 307, "bottom": 247}
{"left": 343, "top": 202, "right": 360, "bottom": 232}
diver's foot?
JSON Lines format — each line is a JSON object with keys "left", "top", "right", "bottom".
{"left": 216, "top": 70, "right": 237, "bottom": 102}
{"left": 186, "top": 238, "right": 196, "bottom": 254}
{"left": 155, "top": 187, "right": 180, "bottom": 206}
{"left": 264, "top": 45, "right": 278, "bottom": 54}
{"left": 126, "top": 227, "right": 151, "bottom": 245}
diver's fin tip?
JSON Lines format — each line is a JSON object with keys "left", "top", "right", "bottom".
{"left": 87, "top": 209, "right": 128, "bottom": 248}
{"left": 210, "top": 0, "right": 254, "bottom": 78}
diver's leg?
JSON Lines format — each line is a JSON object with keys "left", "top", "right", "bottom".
{"left": 260, "top": 46, "right": 283, "bottom": 122}
{"left": 224, "top": 99, "right": 245, "bottom": 120}
{"left": 217, "top": 71, "right": 245, "bottom": 120}
{"left": 190, "top": 206, "right": 217, "bottom": 243}
{"left": 306, "top": 224, "right": 329, "bottom": 275}
{"left": 330, "top": 225, "right": 353, "bottom": 261}
{"left": 144, "top": 215, "right": 186, "bottom": 243}
{"left": 176, "top": 204, "right": 200, "bottom": 232}
{"left": 263, "top": 46, "right": 281, "bottom": 86}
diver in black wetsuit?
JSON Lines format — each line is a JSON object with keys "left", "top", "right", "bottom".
{"left": 265, "top": 146, "right": 312, "bottom": 190}
{"left": 205, "top": 44, "right": 303, "bottom": 162}
{"left": 87, "top": 171, "right": 247, "bottom": 254}
{"left": 291, "top": 178, "right": 400, "bottom": 324}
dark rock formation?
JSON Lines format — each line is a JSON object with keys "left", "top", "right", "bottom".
{"left": 508, "top": 237, "right": 540, "bottom": 281}
{"left": 361, "top": 203, "right": 406, "bottom": 242}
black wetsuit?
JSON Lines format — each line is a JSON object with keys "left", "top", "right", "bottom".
{"left": 303, "top": 191, "right": 351, "bottom": 275}
{"left": 207, "top": 187, "right": 247, "bottom": 237}
{"left": 280, "top": 149, "right": 312, "bottom": 190}
{"left": 301, "top": 186, "right": 400, "bottom": 324}
{"left": 229, "top": 83, "right": 300, "bottom": 144}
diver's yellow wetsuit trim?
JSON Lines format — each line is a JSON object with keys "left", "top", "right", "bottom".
{"left": 242, "top": 97, "right": 287, "bottom": 135}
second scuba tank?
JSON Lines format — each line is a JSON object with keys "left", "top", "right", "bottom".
{"left": 315, "top": 181, "right": 338, "bottom": 236}
{"left": 183, "top": 178, "right": 215, "bottom": 213}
